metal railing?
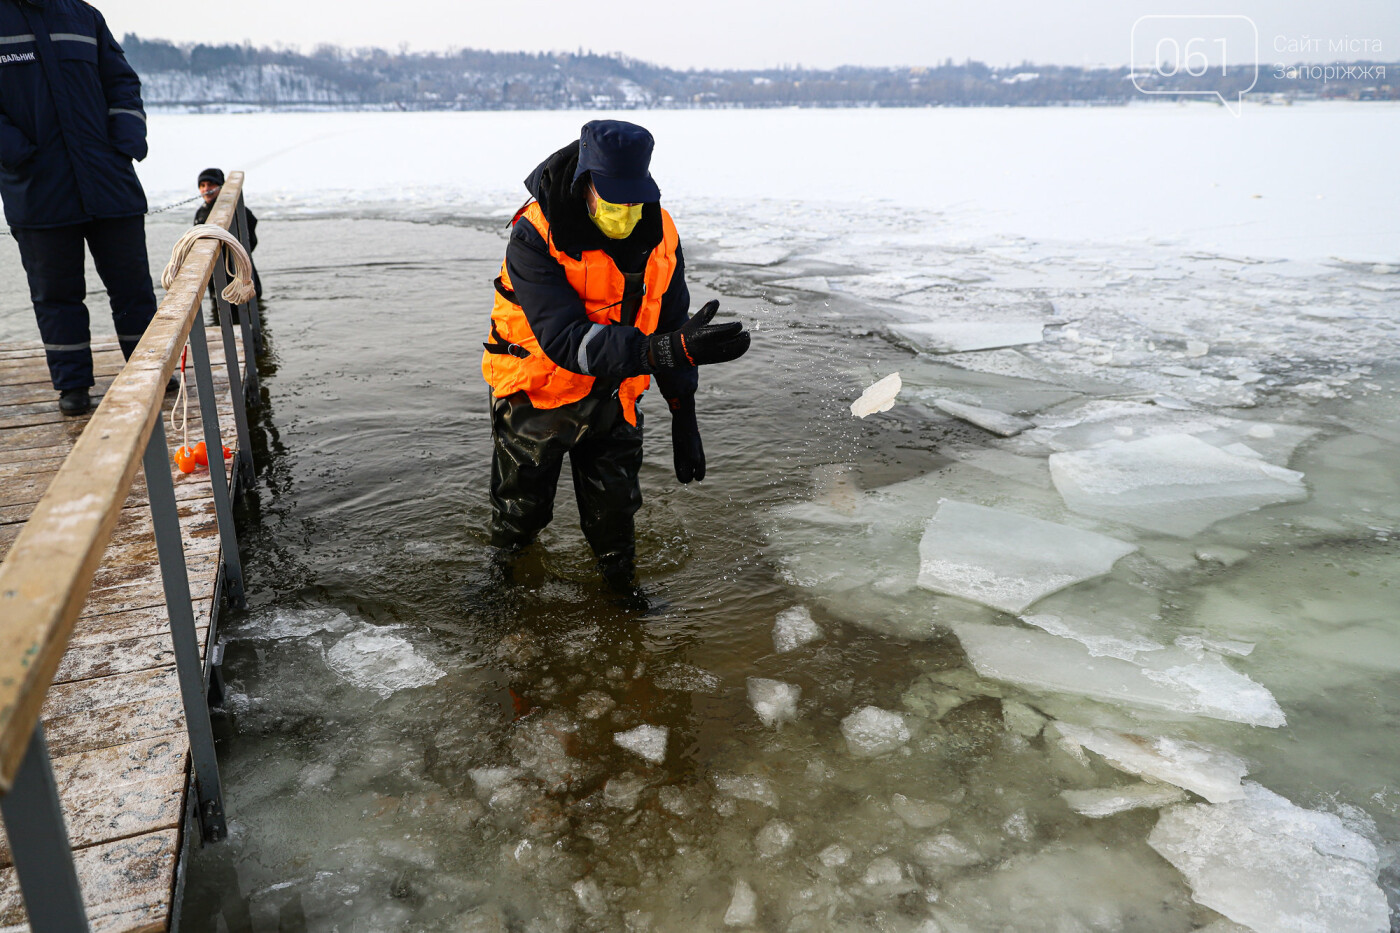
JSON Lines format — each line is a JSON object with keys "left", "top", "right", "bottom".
{"left": 0, "top": 172, "right": 258, "bottom": 931}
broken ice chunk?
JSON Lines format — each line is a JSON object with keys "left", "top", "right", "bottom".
{"left": 932, "top": 398, "right": 1034, "bottom": 437}
{"left": 613, "top": 725, "right": 668, "bottom": 764}
{"left": 603, "top": 773, "right": 647, "bottom": 810}
{"left": 1149, "top": 783, "right": 1389, "bottom": 933}
{"left": 1054, "top": 722, "right": 1249, "bottom": 802}
{"left": 956, "top": 624, "right": 1284, "bottom": 727}
{"left": 891, "top": 794, "right": 951, "bottom": 828}
{"left": 712, "top": 773, "right": 779, "bottom": 808}
{"left": 724, "top": 879, "right": 758, "bottom": 926}
{"left": 840, "top": 706, "right": 911, "bottom": 757}
{"left": 754, "top": 819, "right": 795, "bottom": 858}
{"left": 325, "top": 631, "right": 445, "bottom": 698}
{"left": 917, "top": 500, "right": 1137, "bottom": 614}
{"left": 1048, "top": 434, "right": 1308, "bottom": 537}
{"left": 895, "top": 321, "right": 1044, "bottom": 354}
{"left": 851, "top": 372, "right": 902, "bottom": 418}
{"left": 862, "top": 856, "right": 904, "bottom": 886}
{"left": 1020, "top": 611, "right": 1165, "bottom": 661}
{"left": 913, "top": 834, "right": 983, "bottom": 868}
{"left": 1061, "top": 782, "right": 1187, "bottom": 817}
{"left": 818, "top": 844, "right": 852, "bottom": 867}
{"left": 773, "top": 606, "right": 823, "bottom": 653}
{"left": 747, "top": 678, "right": 801, "bottom": 728}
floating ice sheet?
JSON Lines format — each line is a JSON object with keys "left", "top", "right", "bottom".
{"left": 917, "top": 500, "right": 1137, "bottom": 613}
{"left": 1149, "top": 783, "right": 1389, "bottom": 933}
{"left": 324, "top": 631, "right": 445, "bottom": 698}
{"left": 932, "top": 398, "right": 1034, "bottom": 437}
{"left": 956, "top": 624, "right": 1284, "bottom": 726}
{"left": 747, "top": 678, "right": 801, "bottom": 728}
{"left": 840, "top": 706, "right": 910, "bottom": 757}
{"left": 1053, "top": 722, "right": 1250, "bottom": 802}
{"left": 613, "top": 725, "right": 668, "bottom": 764}
{"left": 1049, "top": 434, "right": 1308, "bottom": 537}
{"left": 895, "top": 320, "right": 1044, "bottom": 353}
{"left": 851, "top": 372, "right": 902, "bottom": 417}
{"left": 773, "top": 606, "right": 823, "bottom": 653}
{"left": 1061, "top": 782, "right": 1186, "bottom": 817}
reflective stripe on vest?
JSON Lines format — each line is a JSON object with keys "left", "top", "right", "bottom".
{"left": 481, "top": 201, "right": 679, "bottom": 427}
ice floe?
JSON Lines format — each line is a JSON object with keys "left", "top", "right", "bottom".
{"left": 850, "top": 372, "right": 902, "bottom": 417}
{"left": 840, "top": 706, "right": 910, "bottom": 757}
{"left": 324, "top": 630, "right": 445, "bottom": 698}
{"left": 613, "top": 725, "right": 668, "bottom": 764}
{"left": 931, "top": 398, "right": 1034, "bottom": 436}
{"left": 1053, "top": 722, "right": 1250, "bottom": 802}
{"left": 1049, "top": 434, "right": 1308, "bottom": 537}
{"left": 894, "top": 320, "right": 1045, "bottom": 353}
{"left": 1060, "top": 782, "right": 1186, "bottom": 817}
{"left": 772, "top": 606, "right": 823, "bottom": 653}
{"left": 747, "top": 678, "right": 801, "bottom": 728}
{"left": 917, "top": 500, "right": 1137, "bottom": 613}
{"left": 724, "top": 879, "right": 758, "bottom": 926}
{"left": 1149, "top": 782, "right": 1389, "bottom": 933}
{"left": 956, "top": 624, "right": 1284, "bottom": 726}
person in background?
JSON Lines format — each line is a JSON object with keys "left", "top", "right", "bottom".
{"left": 482, "top": 120, "right": 751, "bottom": 591}
{"left": 194, "top": 167, "right": 261, "bottom": 300}
{"left": 0, "top": 0, "right": 162, "bottom": 416}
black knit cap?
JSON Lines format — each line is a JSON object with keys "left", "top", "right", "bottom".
{"left": 572, "top": 120, "right": 660, "bottom": 204}
{"left": 197, "top": 167, "right": 225, "bottom": 186}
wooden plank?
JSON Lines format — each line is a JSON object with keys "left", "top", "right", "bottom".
{"left": 2, "top": 494, "right": 221, "bottom": 561}
{"left": 41, "top": 667, "right": 188, "bottom": 761}
{"left": 0, "top": 349, "right": 128, "bottom": 388}
{"left": 0, "top": 732, "right": 190, "bottom": 868}
{"left": 0, "top": 828, "right": 180, "bottom": 932}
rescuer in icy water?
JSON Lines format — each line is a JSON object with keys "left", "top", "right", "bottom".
{"left": 482, "top": 120, "right": 751, "bottom": 590}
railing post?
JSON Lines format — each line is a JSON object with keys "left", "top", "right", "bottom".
{"left": 141, "top": 416, "right": 228, "bottom": 843}
{"left": 210, "top": 263, "right": 256, "bottom": 485}
{"left": 0, "top": 724, "right": 90, "bottom": 932}
{"left": 232, "top": 193, "right": 263, "bottom": 353}
{"left": 187, "top": 314, "right": 247, "bottom": 610}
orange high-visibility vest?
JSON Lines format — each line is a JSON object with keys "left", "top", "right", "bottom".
{"left": 481, "top": 201, "right": 679, "bottom": 426}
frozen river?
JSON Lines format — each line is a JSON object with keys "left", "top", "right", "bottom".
{"left": 2, "top": 104, "right": 1398, "bottom": 931}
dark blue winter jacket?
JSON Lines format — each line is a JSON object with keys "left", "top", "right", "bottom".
{"left": 0, "top": 0, "right": 147, "bottom": 228}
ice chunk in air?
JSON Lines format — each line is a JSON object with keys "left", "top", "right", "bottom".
{"left": 917, "top": 500, "right": 1137, "bottom": 613}
{"left": 895, "top": 320, "right": 1044, "bottom": 353}
{"left": 1149, "top": 782, "right": 1389, "bottom": 933}
{"left": 1049, "top": 434, "right": 1307, "bottom": 537}
{"left": 851, "top": 372, "right": 902, "bottom": 418}
{"left": 955, "top": 623, "right": 1284, "bottom": 727}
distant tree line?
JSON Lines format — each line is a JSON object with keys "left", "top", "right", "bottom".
{"left": 119, "top": 36, "right": 1399, "bottom": 109}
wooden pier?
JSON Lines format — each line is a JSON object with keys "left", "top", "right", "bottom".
{"left": 0, "top": 175, "right": 258, "bottom": 932}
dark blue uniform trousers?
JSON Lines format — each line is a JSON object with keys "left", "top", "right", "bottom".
{"left": 12, "top": 215, "right": 158, "bottom": 391}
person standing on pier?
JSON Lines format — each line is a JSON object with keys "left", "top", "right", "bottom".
{"left": 482, "top": 120, "right": 751, "bottom": 590}
{"left": 0, "top": 0, "right": 159, "bottom": 416}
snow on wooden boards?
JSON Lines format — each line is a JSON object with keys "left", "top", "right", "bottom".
{"left": 0, "top": 330, "right": 245, "bottom": 932}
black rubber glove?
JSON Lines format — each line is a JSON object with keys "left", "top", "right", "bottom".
{"left": 669, "top": 394, "right": 705, "bottom": 483}
{"left": 646, "top": 300, "right": 750, "bottom": 371}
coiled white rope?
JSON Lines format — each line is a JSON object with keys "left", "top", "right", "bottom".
{"left": 161, "top": 224, "right": 257, "bottom": 306}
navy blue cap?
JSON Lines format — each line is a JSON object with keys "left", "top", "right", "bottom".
{"left": 198, "top": 167, "right": 224, "bottom": 186}
{"left": 573, "top": 120, "right": 661, "bottom": 204}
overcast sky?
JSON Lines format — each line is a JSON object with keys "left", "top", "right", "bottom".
{"left": 106, "top": 0, "right": 1399, "bottom": 70}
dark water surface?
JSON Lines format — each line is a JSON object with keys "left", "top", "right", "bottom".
{"left": 176, "top": 216, "right": 977, "bottom": 931}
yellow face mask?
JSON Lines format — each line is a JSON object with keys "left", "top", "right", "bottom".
{"left": 589, "top": 195, "right": 644, "bottom": 240}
